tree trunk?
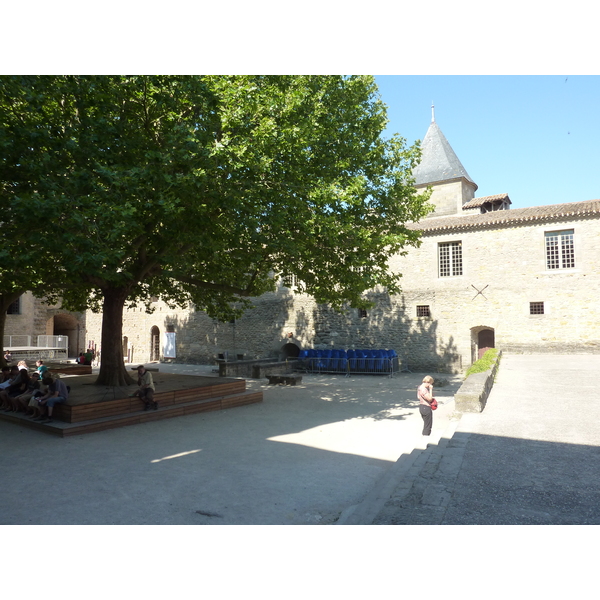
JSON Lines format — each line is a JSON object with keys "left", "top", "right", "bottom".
{"left": 94, "top": 286, "right": 135, "bottom": 386}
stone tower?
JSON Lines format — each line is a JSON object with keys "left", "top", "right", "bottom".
{"left": 413, "top": 105, "right": 478, "bottom": 218}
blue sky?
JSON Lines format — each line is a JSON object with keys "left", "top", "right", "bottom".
{"left": 374, "top": 76, "right": 600, "bottom": 209}
{"left": 5, "top": 8, "right": 598, "bottom": 212}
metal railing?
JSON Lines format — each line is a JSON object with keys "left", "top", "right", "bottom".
{"left": 3, "top": 335, "right": 32, "bottom": 348}
{"left": 3, "top": 335, "right": 69, "bottom": 349}
{"left": 37, "top": 335, "right": 69, "bottom": 349}
{"left": 296, "top": 349, "right": 400, "bottom": 377}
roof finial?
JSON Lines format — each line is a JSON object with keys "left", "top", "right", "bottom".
{"left": 431, "top": 102, "right": 435, "bottom": 123}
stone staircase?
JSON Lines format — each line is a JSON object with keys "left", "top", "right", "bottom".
{"left": 337, "top": 418, "right": 467, "bottom": 525}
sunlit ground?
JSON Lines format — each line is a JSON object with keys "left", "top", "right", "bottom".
{"left": 150, "top": 449, "right": 202, "bottom": 463}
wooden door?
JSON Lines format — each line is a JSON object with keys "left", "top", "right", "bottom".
{"left": 477, "top": 329, "right": 495, "bottom": 359}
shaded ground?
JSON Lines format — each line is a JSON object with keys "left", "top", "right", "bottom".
{"left": 46, "top": 371, "right": 243, "bottom": 406}
{"left": 371, "top": 354, "right": 600, "bottom": 525}
{"left": 0, "top": 367, "right": 462, "bottom": 525}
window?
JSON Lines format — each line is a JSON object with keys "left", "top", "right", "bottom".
{"left": 282, "top": 274, "right": 298, "bottom": 288}
{"left": 358, "top": 308, "right": 368, "bottom": 319}
{"left": 545, "top": 230, "right": 574, "bottom": 269}
{"left": 530, "top": 302, "right": 544, "bottom": 315}
{"left": 439, "top": 241, "right": 463, "bottom": 277}
{"left": 416, "top": 305, "right": 431, "bottom": 317}
{"left": 6, "top": 297, "right": 21, "bottom": 315}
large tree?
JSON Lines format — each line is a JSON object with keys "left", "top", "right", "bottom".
{"left": 0, "top": 76, "right": 74, "bottom": 367}
{"left": 1, "top": 75, "right": 431, "bottom": 385}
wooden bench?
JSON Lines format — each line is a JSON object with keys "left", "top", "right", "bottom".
{"left": 266, "top": 374, "right": 302, "bottom": 386}
{"left": 46, "top": 364, "right": 92, "bottom": 376}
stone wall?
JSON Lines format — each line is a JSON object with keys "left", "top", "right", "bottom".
{"left": 418, "top": 178, "right": 476, "bottom": 218}
{"left": 455, "top": 350, "right": 502, "bottom": 413}
{"left": 389, "top": 215, "right": 600, "bottom": 368}
{"left": 15, "top": 210, "right": 600, "bottom": 372}
{"left": 81, "top": 212, "right": 600, "bottom": 371}
{"left": 5, "top": 294, "right": 85, "bottom": 356}
{"left": 4, "top": 292, "right": 37, "bottom": 339}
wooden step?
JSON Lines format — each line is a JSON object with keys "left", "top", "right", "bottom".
{"left": 53, "top": 379, "right": 247, "bottom": 423}
{"left": 0, "top": 390, "right": 263, "bottom": 437}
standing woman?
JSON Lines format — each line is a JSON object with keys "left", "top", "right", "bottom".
{"left": 417, "top": 375, "right": 435, "bottom": 437}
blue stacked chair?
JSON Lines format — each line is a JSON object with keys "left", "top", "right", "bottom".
{"left": 298, "top": 349, "right": 309, "bottom": 371}
{"left": 301, "top": 348, "right": 398, "bottom": 375}
{"left": 322, "top": 349, "right": 332, "bottom": 371}
{"left": 315, "top": 349, "right": 324, "bottom": 371}
{"left": 330, "top": 349, "right": 339, "bottom": 371}
{"left": 365, "top": 349, "right": 375, "bottom": 372}
{"left": 347, "top": 349, "right": 356, "bottom": 370}
{"left": 378, "top": 349, "right": 389, "bottom": 370}
{"left": 307, "top": 348, "right": 317, "bottom": 372}
{"left": 356, "top": 350, "right": 366, "bottom": 370}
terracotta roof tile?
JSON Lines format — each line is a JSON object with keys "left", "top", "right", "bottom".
{"left": 411, "top": 199, "right": 600, "bottom": 234}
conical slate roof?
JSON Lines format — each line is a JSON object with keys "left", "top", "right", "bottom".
{"left": 413, "top": 117, "right": 477, "bottom": 189}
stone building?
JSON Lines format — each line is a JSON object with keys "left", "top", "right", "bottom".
{"left": 4, "top": 293, "right": 85, "bottom": 358}
{"left": 7, "top": 112, "right": 600, "bottom": 371}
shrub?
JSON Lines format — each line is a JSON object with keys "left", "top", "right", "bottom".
{"left": 465, "top": 348, "right": 500, "bottom": 379}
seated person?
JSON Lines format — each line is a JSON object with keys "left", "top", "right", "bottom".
{"left": 83, "top": 350, "right": 93, "bottom": 365}
{"left": 36, "top": 360, "right": 49, "bottom": 379}
{"left": 130, "top": 365, "right": 157, "bottom": 411}
{"left": 0, "top": 366, "right": 29, "bottom": 411}
{"left": 16, "top": 372, "right": 41, "bottom": 415}
{"left": 0, "top": 366, "right": 11, "bottom": 383}
{"left": 27, "top": 378, "right": 49, "bottom": 419}
{"left": 0, "top": 365, "right": 19, "bottom": 388}
{"left": 36, "top": 375, "right": 69, "bottom": 423}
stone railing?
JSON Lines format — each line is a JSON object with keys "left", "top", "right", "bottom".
{"left": 252, "top": 360, "right": 299, "bottom": 379}
{"left": 4, "top": 348, "right": 68, "bottom": 363}
{"left": 454, "top": 350, "right": 502, "bottom": 413}
{"left": 218, "top": 358, "right": 299, "bottom": 379}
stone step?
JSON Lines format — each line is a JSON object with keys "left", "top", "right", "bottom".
{"left": 337, "top": 418, "right": 462, "bottom": 525}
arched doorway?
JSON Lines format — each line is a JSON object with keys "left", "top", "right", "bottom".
{"left": 52, "top": 313, "right": 80, "bottom": 358}
{"left": 150, "top": 326, "right": 160, "bottom": 362}
{"left": 477, "top": 328, "right": 495, "bottom": 360}
{"left": 281, "top": 342, "right": 301, "bottom": 359}
{"left": 470, "top": 326, "right": 495, "bottom": 363}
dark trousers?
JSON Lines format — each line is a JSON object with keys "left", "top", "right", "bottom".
{"left": 137, "top": 388, "right": 154, "bottom": 405}
{"left": 419, "top": 404, "right": 432, "bottom": 436}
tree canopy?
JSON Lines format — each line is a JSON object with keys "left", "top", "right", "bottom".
{"left": 0, "top": 76, "right": 73, "bottom": 366}
{"left": 0, "top": 75, "right": 431, "bottom": 384}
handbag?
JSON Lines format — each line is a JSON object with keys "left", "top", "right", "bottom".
{"left": 430, "top": 399, "right": 438, "bottom": 410}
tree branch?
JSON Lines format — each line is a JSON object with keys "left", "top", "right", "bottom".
{"left": 160, "top": 273, "right": 253, "bottom": 297}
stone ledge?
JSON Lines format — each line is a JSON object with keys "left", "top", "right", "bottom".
{"left": 454, "top": 351, "right": 502, "bottom": 413}
{"left": 267, "top": 374, "right": 302, "bottom": 385}
{"left": 217, "top": 358, "right": 299, "bottom": 379}
{"left": 252, "top": 361, "right": 297, "bottom": 379}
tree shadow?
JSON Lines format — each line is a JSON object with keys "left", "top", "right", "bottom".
{"left": 132, "top": 286, "right": 462, "bottom": 373}
{"left": 301, "top": 291, "right": 461, "bottom": 372}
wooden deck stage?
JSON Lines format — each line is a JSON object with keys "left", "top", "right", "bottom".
{"left": 0, "top": 372, "right": 263, "bottom": 437}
